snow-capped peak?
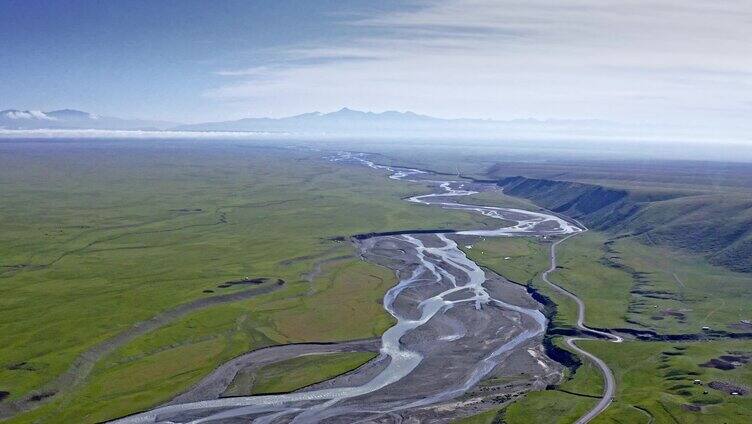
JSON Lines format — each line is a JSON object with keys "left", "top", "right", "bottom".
{"left": 2, "top": 110, "right": 57, "bottom": 120}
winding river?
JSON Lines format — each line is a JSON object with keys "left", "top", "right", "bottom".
{"left": 111, "top": 152, "right": 606, "bottom": 424}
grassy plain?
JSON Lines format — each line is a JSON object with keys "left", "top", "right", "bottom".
{"left": 0, "top": 140, "right": 503, "bottom": 423}
{"left": 225, "top": 351, "right": 377, "bottom": 396}
{"left": 383, "top": 147, "right": 752, "bottom": 424}
{"left": 463, "top": 231, "right": 752, "bottom": 424}
{"left": 2, "top": 140, "right": 750, "bottom": 423}
{"left": 586, "top": 340, "right": 752, "bottom": 423}
{"left": 463, "top": 237, "right": 548, "bottom": 285}
{"left": 452, "top": 408, "right": 501, "bottom": 424}
{"left": 471, "top": 227, "right": 752, "bottom": 335}
{"left": 499, "top": 339, "right": 752, "bottom": 424}
{"left": 551, "top": 232, "right": 752, "bottom": 334}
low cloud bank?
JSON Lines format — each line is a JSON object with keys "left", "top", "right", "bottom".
{"left": 0, "top": 128, "right": 287, "bottom": 139}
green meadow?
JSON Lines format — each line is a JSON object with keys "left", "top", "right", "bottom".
{"left": 0, "top": 140, "right": 503, "bottom": 423}
{"left": 585, "top": 340, "right": 752, "bottom": 423}
{"left": 498, "top": 339, "right": 752, "bottom": 424}
{"left": 465, "top": 222, "right": 752, "bottom": 336}
{"left": 2, "top": 140, "right": 750, "bottom": 424}
{"left": 458, "top": 231, "right": 752, "bottom": 424}
{"left": 550, "top": 232, "right": 752, "bottom": 334}
{"left": 225, "top": 351, "right": 377, "bottom": 396}
{"left": 463, "top": 237, "right": 548, "bottom": 285}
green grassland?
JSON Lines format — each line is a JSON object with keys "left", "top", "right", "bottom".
{"left": 463, "top": 237, "right": 548, "bottom": 285}
{"left": 460, "top": 227, "right": 751, "bottom": 424}
{"left": 462, "top": 232, "right": 752, "bottom": 424}
{"left": 2, "top": 140, "right": 751, "bottom": 423}
{"left": 551, "top": 232, "right": 752, "bottom": 334}
{"left": 451, "top": 407, "right": 501, "bottom": 424}
{"left": 454, "top": 336, "right": 604, "bottom": 424}
{"left": 586, "top": 339, "right": 752, "bottom": 423}
{"left": 15, "top": 258, "right": 394, "bottom": 424}
{"left": 615, "top": 236, "right": 752, "bottom": 333}
{"left": 0, "top": 140, "right": 506, "bottom": 423}
{"left": 469, "top": 228, "right": 752, "bottom": 335}
{"left": 497, "top": 339, "right": 752, "bottom": 424}
{"left": 225, "top": 351, "right": 377, "bottom": 396}
{"left": 550, "top": 232, "right": 635, "bottom": 329}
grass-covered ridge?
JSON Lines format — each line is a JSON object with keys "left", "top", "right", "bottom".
{"left": 368, "top": 145, "right": 752, "bottom": 272}
{"left": 495, "top": 175, "right": 752, "bottom": 273}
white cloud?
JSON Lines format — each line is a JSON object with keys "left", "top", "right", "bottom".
{"left": 3, "top": 110, "right": 56, "bottom": 120}
{"left": 207, "top": 0, "right": 752, "bottom": 138}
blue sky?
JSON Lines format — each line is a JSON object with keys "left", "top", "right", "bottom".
{"left": 2, "top": 0, "right": 751, "bottom": 136}
{"left": 0, "top": 0, "right": 404, "bottom": 121}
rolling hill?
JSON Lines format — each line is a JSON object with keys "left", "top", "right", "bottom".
{"left": 496, "top": 175, "right": 752, "bottom": 272}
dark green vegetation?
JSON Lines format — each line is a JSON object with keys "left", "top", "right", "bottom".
{"left": 224, "top": 352, "right": 377, "bottom": 396}
{"left": 0, "top": 140, "right": 504, "bottom": 423}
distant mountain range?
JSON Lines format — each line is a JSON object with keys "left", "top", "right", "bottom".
{"left": 0, "top": 109, "right": 176, "bottom": 131}
{"left": 174, "top": 107, "right": 616, "bottom": 136}
{"left": 2, "top": 107, "right": 619, "bottom": 138}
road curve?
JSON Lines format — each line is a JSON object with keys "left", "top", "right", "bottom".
{"left": 564, "top": 337, "right": 616, "bottom": 424}
{"left": 541, "top": 231, "right": 622, "bottom": 423}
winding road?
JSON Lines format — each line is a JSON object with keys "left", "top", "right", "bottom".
{"left": 541, "top": 233, "right": 622, "bottom": 423}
